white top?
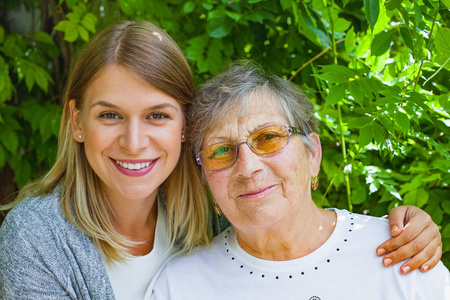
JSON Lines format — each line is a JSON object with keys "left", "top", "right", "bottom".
{"left": 103, "top": 199, "right": 178, "bottom": 300}
{"left": 150, "top": 209, "right": 450, "bottom": 300}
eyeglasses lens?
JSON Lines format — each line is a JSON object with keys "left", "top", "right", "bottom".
{"left": 199, "top": 126, "right": 290, "bottom": 171}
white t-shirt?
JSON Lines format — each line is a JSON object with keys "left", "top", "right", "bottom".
{"left": 150, "top": 209, "right": 450, "bottom": 300}
{"left": 103, "top": 199, "right": 178, "bottom": 300}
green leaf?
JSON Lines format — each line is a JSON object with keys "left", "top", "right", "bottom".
{"left": 64, "top": 22, "right": 79, "bottom": 42}
{"left": 349, "top": 80, "right": 363, "bottom": 106}
{"left": 399, "top": 27, "right": 414, "bottom": 51}
{"left": 442, "top": 0, "right": 450, "bottom": 8}
{"left": 207, "top": 16, "right": 233, "bottom": 38}
{"left": 315, "top": 73, "right": 348, "bottom": 84}
{"left": 72, "top": 2, "right": 86, "bottom": 16}
{"left": 2, "top": 129, "right": 19, "bottom": 152}
{"left": 394, "top": 112, "right": 409, "bottom": 134}
{"left": 372, "top": 122, "right": 386, "bottom": 146}
{"left": 25, "top": 67, "right": 34, "bottom": 92}
{"left": 443, "top": 224, "right": 450, "bottom": 239}
{"left": 442, "top": 201, "right": 450, "bottom": 215}
{"left": 404, "top": 188, "right": 428, "bottom": 207}
{"left": 371, "top": 30, "right": 394, "bottom": 56}
{"left": 316, "top": 65, "right": 360, "bottom": 83}
{"left": 359, "top": 124, "right": 373, "bottom": 147}
{"left": 322, "top": 7, "right": 351, "bottom": 32}
{"left": 0, "top": 146, "right": 5, "bottom": 169}
{"left": 66, "top": 12, "right": 81, "bottom": 23}
{"left": 326, "top": 84, "right": 346, "bottom": 106}
{"left": 352, "top": 186, "right": 368, "bottom": 204}
{"left": 345, "top": 27, "right": 356, "bottom": 53}
{"left": 347, "top": 116, "right": 372, "bottom": 128}
{"left": 225, "top": 11, "right": 241, "bottom": 22}
{"left": 365, "top": 0, "right": 380, "bottom": 31}
{"left": 34, "top": 67, "right": 50, "bottom": 93}
{"left": 435, "top": 27, "right": 450, "bottom": 57}
{"left": 414, "top": 3, "right": 422, "bottom": 26}
{"left": 439, "top": 94, "right": 449, "bottom": 108}
{"left": 34, "top": 31, "right": 54, "bottom": 44}
{"left": 78, "top": 26, "right": 89, "bottom": 41}
{"left": 183, "top": 1, "right": 196, "bottom": 14}
{"left": 81, "top": 13, "right": 97, "bottom": 33}
{"left": 54, "top": 20, "right": 69, "bottom": 31}
{"left": 384, "top": 0, "right": 402, "bottom": 10}
{"left": 422, "top": 173, "right": 441, "bottom": 183}
{"left": 14, "top": 159, "right": 31, "bottom": 188}
{"left": 280, "top": 0, "right": 292, "bottom": 10}
{"left": 0, "top": 26, "right": 4, "bottom": 44}
{"left": 374, "top": 95, "right": 400, "bottom": 105}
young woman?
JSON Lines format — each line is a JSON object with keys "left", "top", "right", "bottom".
{"left": 0, "top": 21, "right": 442, "bottom": 299}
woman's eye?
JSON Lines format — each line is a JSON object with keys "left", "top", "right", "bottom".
{"left": 213, "top": 146, "right": 230, "bottom": 157}
{"left": 148, "top": 113, "right": 169, "bottom": 119}
{"left": 98, "top": 112, "right": 120, "bottom": 119}
{"left": 263, "top": 134, "right": 274, "bottom": 140}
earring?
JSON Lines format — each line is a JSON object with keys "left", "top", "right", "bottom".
{"left": 181, "top": 134, "right": 185, "bottom": 139}
{"left": 214, "top": 202, "right": 223, "bottom": 216}
{"left": 311, "top": 177, "right": 319, "bottom": 190}
{"left": 78, "top": 134, "right": 82, "bottom": 139}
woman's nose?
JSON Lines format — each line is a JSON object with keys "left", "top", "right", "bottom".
{"left": 119, "top": 119, "right": 148, "bottom": 154}
{"left": 233, "top": 143, "right": 263, "bottom": 178}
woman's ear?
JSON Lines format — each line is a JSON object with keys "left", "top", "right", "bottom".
{"left": 69, "top": 99, "right": 83, "bottom": 142}
{"left": 308, "top": 132, "right": 322, "bottom": 177}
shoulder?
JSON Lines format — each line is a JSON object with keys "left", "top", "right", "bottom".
{"left": 1, "top": 190, "right": 64, "bottom": 237}
{"left": 0, "top": 189, "right": 84, "bottom": 254}
{"left": 10, "top": 190, "right": 61, "bottom": 218}
{"left": 164, "top": 226, "right": 231, "bottom": 274}
{"left": 334, "top": 208, "right": 390, "bottom": 243}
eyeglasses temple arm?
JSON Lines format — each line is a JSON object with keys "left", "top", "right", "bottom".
{"left": 289, "top": 126, "right": 306, "bottom": 136}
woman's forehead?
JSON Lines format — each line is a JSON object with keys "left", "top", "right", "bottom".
{"left": 203, "top": 96, "right": 288, "bottom": 141}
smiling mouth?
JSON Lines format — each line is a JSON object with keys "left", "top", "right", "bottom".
{"left": 115, "top": 160, "right": 152, "bottom": 171}
{"left": 239, "top": 185, "right": 276, "bottom": 198}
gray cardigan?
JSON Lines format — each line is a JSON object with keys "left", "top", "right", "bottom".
{"left": 0, "top": 190, "right": 115, "bottom": 299}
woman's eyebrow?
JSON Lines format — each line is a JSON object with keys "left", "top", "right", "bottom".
{"left": 90, "top": 101, "right": 179, "bottom": 111}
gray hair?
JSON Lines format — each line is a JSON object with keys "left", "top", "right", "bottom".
{"left": 188, "top": 61, "right": 319, "bottom": 156}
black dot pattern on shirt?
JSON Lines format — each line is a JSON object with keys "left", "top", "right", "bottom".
{"left": 222, "top": 211, "right": 354, "bottom": 280}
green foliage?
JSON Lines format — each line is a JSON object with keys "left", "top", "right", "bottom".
{"left": 0, "top": 0, "right": 449, "bottom": 267}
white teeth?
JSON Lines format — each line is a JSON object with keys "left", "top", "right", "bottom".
{"left": 115, "top": 160, "right": 151, "bottom": 170}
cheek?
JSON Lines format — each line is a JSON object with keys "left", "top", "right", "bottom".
{"left": 205, "top": 172, "right": 230, "bottom": 201}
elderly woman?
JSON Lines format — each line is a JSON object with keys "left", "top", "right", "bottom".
{"left": 150, "top": 62, "right": 449, "bottom": 299}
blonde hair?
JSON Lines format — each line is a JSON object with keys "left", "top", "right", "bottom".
{"left": 2, "top": 21, "right": 210, "bottom": 261}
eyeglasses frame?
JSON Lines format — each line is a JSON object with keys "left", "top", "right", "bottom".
{"left": 195, "top": 125, "right": 306, "bottom": 171}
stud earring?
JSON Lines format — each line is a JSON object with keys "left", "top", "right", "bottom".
{"left": 311, "top": 177, "right": 319, "bottom": 190}
{"left": 78, "top": 134, "right": 82, "bottom": 139}
{"left": 181, "top": 134, "right": 185, "bottom": 139}
{"left": 214, "top": 202, "right": 223, "bottom": 216}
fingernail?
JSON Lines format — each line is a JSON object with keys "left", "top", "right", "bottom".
{"left": 377, "top": 248, "right": 385, "bottom": 256}
{"left": 422, "top": 265, "right": 428, "bottom": 272}
{"left": 402, "top": 266, "right": 410, "bottom": 274}
{"left": 391, "top": 225, "right": 399, "bottom": 233}
{"left": 384, "top": 258, "right": 392, "bottom": 266}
